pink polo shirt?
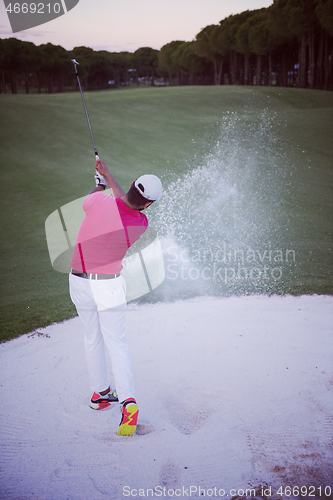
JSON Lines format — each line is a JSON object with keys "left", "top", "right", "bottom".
{"left": 71, "top": 192, "right": 148, "bottom": 274}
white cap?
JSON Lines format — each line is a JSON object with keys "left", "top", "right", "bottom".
{"left": 134, "top": 174, "right": 163, "bottom": 201}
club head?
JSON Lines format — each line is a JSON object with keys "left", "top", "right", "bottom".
{"left": 71, "top": 59, "right": 80, "bottom": 73}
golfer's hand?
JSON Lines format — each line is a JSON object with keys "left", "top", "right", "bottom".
{"left": 95, "top": 171, "right": 107, "bottom": 188}
{"left": 95, "top": 159, "right": 109, "bottom": 177}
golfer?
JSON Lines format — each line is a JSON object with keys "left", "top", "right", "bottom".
{"left": 69, "top": 159, "right": 162, "bottom": 436}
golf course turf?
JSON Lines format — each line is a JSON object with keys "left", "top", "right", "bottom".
{"left": 0, "top": 85, "right": 332, "bottom": 342}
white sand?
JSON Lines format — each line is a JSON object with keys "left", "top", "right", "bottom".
{"left": 0, "top": 295, "right": 332, "bottom": 499}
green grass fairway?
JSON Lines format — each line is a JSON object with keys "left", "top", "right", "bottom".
{"left": 0, "top": 86, "right": 332, "bottom": 341}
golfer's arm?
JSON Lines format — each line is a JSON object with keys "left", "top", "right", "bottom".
{"left": 103, "top": 171, "right": 125, "bottom": 198}
{"left": 95, "top": 160, "right": 125, "bottom": 198}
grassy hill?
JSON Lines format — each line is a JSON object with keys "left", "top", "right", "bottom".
{"left": 0, "top": 85, "right": 332, "bottom": 341}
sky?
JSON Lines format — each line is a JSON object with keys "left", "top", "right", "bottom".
{"left": 0, "top": 0, "right": 273, "bottom": 53}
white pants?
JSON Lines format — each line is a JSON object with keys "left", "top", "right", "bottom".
{"left": 69, "top": 273, "right": 135, "bottom": 402}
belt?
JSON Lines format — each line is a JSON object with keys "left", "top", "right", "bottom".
{"left": 71, "top": 269, "right": 121, "bottom": 280}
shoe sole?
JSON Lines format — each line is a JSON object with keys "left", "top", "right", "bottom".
{"left": 117, "top": 403, "right": 139, "bottom": 436}
{"left": 89, "top": 401, "right": 111, "bottom": 410}
{"left": 90, "top": 399, "right": 120, "bottom": 410}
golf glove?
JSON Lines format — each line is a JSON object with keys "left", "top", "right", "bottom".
{"left": 95, "top": 171, "right": 108, "bottom": 188}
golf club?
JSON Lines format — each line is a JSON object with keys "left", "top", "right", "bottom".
{"left": 71, "top": 59, "right": 99, "bottom": 161}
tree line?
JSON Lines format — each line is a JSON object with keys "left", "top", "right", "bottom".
{"left": 1, "top": 0, "right": 332, "bottom": 93}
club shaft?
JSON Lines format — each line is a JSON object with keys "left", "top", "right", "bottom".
{"left": 73, "top": 64, "right": 99, "bottom": 160}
